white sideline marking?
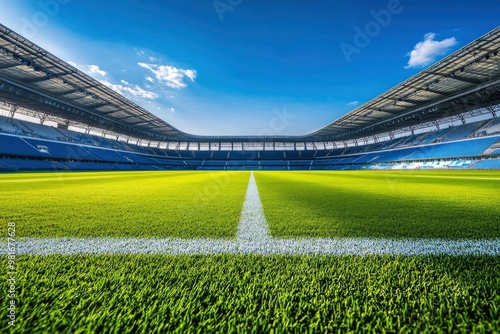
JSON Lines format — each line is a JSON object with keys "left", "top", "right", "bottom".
{"left": 2, "top": 171, "right": 500, "bottom": 256}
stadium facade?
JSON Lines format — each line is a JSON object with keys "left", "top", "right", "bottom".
{"left": 0, "top": 23, "right": 499, "bottom": 171}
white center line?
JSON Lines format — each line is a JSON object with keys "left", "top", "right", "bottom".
{"left": 236, "top": 172, "right": 270, "bottom": 242}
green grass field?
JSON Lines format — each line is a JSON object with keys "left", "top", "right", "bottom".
{"left": 0, "top": 171, "right": 249, "bottom": 238}
{"left": 255, "top": 170, "right": 500, "bottom": 239}
{"left": 3, "top": 255, "right": 499, "bottom": 333}
{"left": 2, "top": 170, "right": 500, "bottom": 332}
{"left": 2, "top": 170, "right": 499, "bottom": 239}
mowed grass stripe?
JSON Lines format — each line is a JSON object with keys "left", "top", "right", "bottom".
{"left": 0, "top": 171, "right": 250, "bottom": 238}
{"left": 255, "top": 170, "right": 500, "bottom": 239}
{"left": 3, "top": 255, "right": 499, "bottom": 333}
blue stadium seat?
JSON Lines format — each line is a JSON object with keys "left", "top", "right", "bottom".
{"left": 283, "top": 150, "right": 300, "bottom": 159}
{"left": 403, "top": 137, "right": 499, "bottom": 160}
{"left": 299, "top": 150, "right": 315, "bottom": 158}
{"left": 211, "top": 151, "right": 229, "bottom": 159}
{"left": 371, "top": 147, "right": 420, "bottom": 162}
{"left": 260, "top": 160, "right": 288, "bottom": 166}
{"left": 229, "top": 151, "right": 259, "bottom": 160}
{"left": 259, "top": 151, "right": 285, "bottom": 160}
{"left": 289, "top": 160, "right": 312, "bottom": 166}
{"left": 471, "top": 159, "right": 500, "bottom": 169}
{"left": 0, "top": 158, "right": 65, "bottom": 171}
{"left": 0, "top": 135, "right": 48, "bottom": 158}
{"left": 194, "top": 151, "right": 211, "bottom": 159}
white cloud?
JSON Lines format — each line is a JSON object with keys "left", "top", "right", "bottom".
{"left": 405, "top": 33, "right": 457, "bottom": 69}
{"left": 87, "top": 64, "right": 107, "bottom": 77}
{"left": 65, "top": 61, "right": 159, "bottom": 101}
{"left": 347, "top": 101, "right": 359, "bottom": 107}
{"left": 100, "top": 79, "right": 158, "bottom": 100}
{"left": 68, "top": 62, "right": 107, "bottom": 78}
{"left": 169, "top": 107, "right": 175, "bottom": 112}
{"left": 138, "top": 62, "right": 197, "bottom": 89}
{"left": 182, "top": 69, "right": 197, "bottom": 81}
{"left": 149, "top": 56, "right": 157, "bottom": 62}
{"left": 145, "top": 76, "right": 155, "bottom": 83}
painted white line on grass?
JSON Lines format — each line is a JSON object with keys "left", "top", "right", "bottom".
{"left": 237, "top": 172, "right": 270, "bottom": 241}
{"left": 2, "top": 171, "right": 500, "bottom": 256}
{"left": 2, "top": 238, "right": 499, "bottom": 256}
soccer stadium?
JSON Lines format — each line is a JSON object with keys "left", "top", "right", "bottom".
{"left": 1, "top": 1, "right": 500, "bottom": 332}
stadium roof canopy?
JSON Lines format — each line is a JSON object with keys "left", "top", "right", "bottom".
{"left": 0, "top": 23, "right": 499, "bottom": 144}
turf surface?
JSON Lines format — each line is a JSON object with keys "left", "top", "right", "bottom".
{"left": 1, "top": 170, "right": 500, "bottom": 332}
{"left": 0, "top": 171, "right": 250, "bottom": 238}
{"left": 255, "top": 170, "right": 500, "bottom": 239}
{"left": 3, "top": 255, "right": 499, "bottom": 333}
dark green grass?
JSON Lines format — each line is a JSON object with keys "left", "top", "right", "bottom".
{"left": 0, "top": 171, "right": 249, "bottom": 238}
{"left": 255, "top": 170, "right": 500, "bottom": 239}
{"left": 2, "top": 255, "right": 499, "bottom": 333}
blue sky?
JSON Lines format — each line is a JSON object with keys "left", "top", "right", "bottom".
{"left": 0, "top": 0, "right": 498, "bottom": 135}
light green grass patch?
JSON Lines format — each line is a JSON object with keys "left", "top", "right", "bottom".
{"left": 2, "top": 255, "right": 499, "bottom": 333}
{"left": 0, "top": 171, "right": 250, "bottom": 238}
{"left": 255, "top": 170, "right": 500, "bottom": 239}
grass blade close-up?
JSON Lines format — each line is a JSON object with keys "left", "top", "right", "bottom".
{"left": 2, "top": 254, "right": 499, "bottom": 333}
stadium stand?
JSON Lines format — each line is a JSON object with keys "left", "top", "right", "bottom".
{"left": 194, "top": 151, "right": 212, "bottom": 159}
{"left": 0, "top": 117, "right": 26, "bottom": 136}
{"left": 283, "top": 151, "right": 300, "bottom": 159}
{"left": 402, "top": 137, "right": 499, "bottom": 160}
{"left": 473, "top": 118, "right": 500, "bottom": 137}
{"left": 298, "top": 150, "right": 316, "bottom": 159}
{"left": 19, "top": 122, "right": 68, "bottom": 141}
{"left": 369, "top": 147, "right": 420, "bottom": 162}
{"left": 0, "top": 158, "right": 65, "bottom": 171}
{"left": 260, "top": 151, "right": 286, "bottom": 160}
{"left": 2, "top": 114, "right": 500, "bottom": 171}
{"left": 211, "top": 151, "right": 230, "bottom": 159}
{"left": 229, "top": 151, "right": 260, "bottom": 160}
{"left": 439, "top": 121, "right": 487, "bottom": 142}
{"left": 472, "top": 159, "right": 500, "bottom": 169}
{"left": 418, "top": 129, "right": 451, "bottom": 144}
